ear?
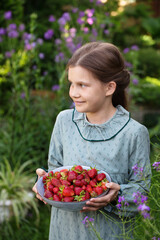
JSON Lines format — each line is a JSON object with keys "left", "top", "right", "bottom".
{"left": 105, "top": 81, "right": 116, "bottom": 96}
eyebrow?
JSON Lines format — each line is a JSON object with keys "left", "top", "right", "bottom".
{"left": 68, "top": 79, "right": 89, "bottom": 85}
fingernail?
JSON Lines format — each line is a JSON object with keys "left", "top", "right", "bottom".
{"left": 106, "top": 183, "right": 110, "bottom": 187}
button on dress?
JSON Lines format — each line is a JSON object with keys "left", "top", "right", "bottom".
{"left": 48, "top": 105, "right": 151, "bottom": 240}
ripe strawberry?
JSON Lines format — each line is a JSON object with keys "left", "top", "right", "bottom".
{"left": 60, "top": 179, "right": 71, "bottom": 186}
{"left": 48, "top": 183, "right": 54, "bottom": 192}
{"left": 57, "top": 191, "right": 63, "bottom": 200}
{"left": 60, "top": 169, "right": 68, "bottom": 178}
{"left": 44, "top": 190, "right": 53, "bottom": 199}
{"left": 86, "top": 185, "right": 93, "bottom": 193}
{"left": 74, "top": 187, "right": 83, "bottom": 196}
{"left": 95, "top": 186, "right": 103, "bottom": 196}
{"left": 67, "top": 171, "right": 78, "bottom": 182}
{"left": 48, "top": 171, "right": 54, "bottom": 177}
{"left": 82, "top": 185, "right": 86, "bottom": 190}
{"left": 55, "top": 172, "right": 61, "bottom": 179}
{"left": 74, "top": 165, "right": 83, "bottom": 172}
{"left": 77, "top": 174, "right": 84, "bottom": 180}
{"left": 51, "top": 178, "right": 61, "bottom": 187}
{"left": 85, "top": 191, "right": 90, "bottom": 199}
{"left": 62, "top": 187, "right": 75, "bottom": 197}
{"left": 53, "top": 187, "right": 59, "bottom": 194}
{"left": 73, "top": 179, "right": 83, "bottom": 187}
{"left": 81, "top": 179, "right": 88, "bottom": 186}
{"left": 89, "top": 179, "right": 97, "bottom": 187}
{"left": 63, "top": 196, "right": 74, "bottom": 202}
{"left": 84, "top": 172, "right": 90, "bottom": 183}
{"left": 88, "top": 168, "right": 97, "bottom": 179}
{"left": 42, "top": 175, "right": 47, "bottom": 183}
{"left": 96, "top": 173, "right": 106, "bottom": 181}
{"left": 53, "top": 194, "right": 61, "bottom": 201}
{"left": 101, "top": 182, "right": 107, "bottom": 191}
{"left": 90, "top": 191, "right": 97, "bottom": 198}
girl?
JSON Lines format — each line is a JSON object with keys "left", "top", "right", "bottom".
{"left": 33, "top": 42, "right": 151, "bottom": 240}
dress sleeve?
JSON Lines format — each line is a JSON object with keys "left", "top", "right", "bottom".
{"left": 115, "top": 125, "right": 151, "bottom": 216}
{"left": 48, "top": 113, "right": 63, "bottom": 172}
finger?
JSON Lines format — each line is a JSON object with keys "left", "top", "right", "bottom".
{"left": 36, "top": 168, "right": 47, "bottom": 177}
{"left": 36, "top": 194, "right": 47, "bottom": 204}
{"left": 82, "top": 206, "right": 99, "bottom": 211}
{"left": 106, "top": 182, "right": 120, "bottom": 190}
{"left": 32, "top": 184, "right": 38, "bottom": 194}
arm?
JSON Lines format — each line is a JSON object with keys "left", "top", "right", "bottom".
{"left": 48, "top": 113, "right": 63, "bottom": 172}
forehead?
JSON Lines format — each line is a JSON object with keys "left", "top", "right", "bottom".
{"left": 68, "top": 66, "right": 96, "bottom": 82}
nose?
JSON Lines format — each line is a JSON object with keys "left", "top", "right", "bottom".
{"left": 69, "top": 85, "right": 80, "bottom": 98}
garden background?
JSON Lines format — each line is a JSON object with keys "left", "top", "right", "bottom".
{"left": 0, "top": 0, "right": 160, "bottom": 239}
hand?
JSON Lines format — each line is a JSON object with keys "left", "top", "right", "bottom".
{"left": 81, "top": 182, "right": 120, "bottom": 212}
{"left": 32, "top": 168, "right": 47, "bottom": 204}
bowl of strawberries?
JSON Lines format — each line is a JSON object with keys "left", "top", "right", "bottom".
{"left": 36, "top": 165, "right": 111, "bottom": 211}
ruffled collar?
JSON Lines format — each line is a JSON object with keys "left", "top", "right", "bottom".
{"left": 72, "top": 105, "right": 131, "bottom": 142}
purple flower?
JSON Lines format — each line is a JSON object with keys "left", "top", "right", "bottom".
{"left": 82, "top": 216, "right": 94, "bottom": 227}
{"left": 5, "top": 51, "right": 12, "bottom": 58}
{"left": 118, "top": 196, "right": 125, "bottom": 203}
{"left": 8, "top": 30, "right": 19, "bottom": 38}
{"left": 125, "top": 61, "right": 133, "bottom": 68}
{"left": 51, "top": 85, "right": 60, "bottom": 91}
{"left": 138, "top": 204, "right": 150, "bottom": 212}
{"left": 132, "top": 79, "right": 139, "bottom": 85}
{"left": 19, "top": 24, "right": 25, "bottom": 32}
{"left": 62, "top": 12, "right": 71, "bottom": 21}
{"left": 25, "top": 43, "right": 33, "bottom": 50}
{"left": 152, "top": 237, "right": 156, "bottom": 240}
{"left": 55, "top": 52, "right": 65, "bottom": 62}
{"left": 132, "top": 163, "right": 143, "bottom": 175}
{"left": 100, "top": 23, "right": 105, "bottom": 29}
{"left": 32, "top": 65, "right": 37, "bottom": 70}
{"left": 43, "top": 71, "right": 48, "bottom": 76}
{"left": 69, "top": 28, "right": 76, "bottom": 38}
{"left": 37, "top": 38, "right": 43, "bottom": 45}
{"left": 116, "top": 203, "right": 121, "bottom": 210}
{"left": 131, "top": 45, "right": 139, "bottom": 51}
{"left": 152, "top": 161, "right": 160, "bottom": 171}
{"left": 79, "top": 11, "right": 85, "bottom": 17}
{"left": 86, "top": 9, "right": 95, "bottom": 17}
{"left": 77, "top": 18, "right": 85, "bottom": 25}
{"left": 7, "top": 23, "right": 17, "bottom": 31}
{"left": 31, "top": 42, "right": 36, "bottom": 48}
{"left": 0, "top": 28, "right": 6, "bottom": 35}
{"left": 48, "top": 15, "right": 55, "bottom": 22}
{"left": 72, "top": 7, "right": 78, "bottom": 13}
{"left": 105, "top": 12, "right": 110, "bottom": 16}
{"left": 44, "top": 29, "right": 54, "bottom": 39}
{"left": 123, "top": 48, "right": 130, "bottom": 54}
{"left": 20, "top": 92, "right": 26, "bottom": 99}
{"left": 39, "top": 53, "right": 45, "bottom": 59}
{"left": 92, "top": 28, "right": 98, "bottom": 37}
{"left": 4, "top": 11, "right": 12, "bottom": 20}
{"left": 82, "top": 27, "right": 89, "bottom": 34}
{"left": 55, "top": 39, "right": 62, "bottom": 45}
{"left": 104, "top": 29, "right": 109, "bottom": 35}
{"left": 87, "top": 17, "right": 94, "bottom": 25}
{"left": 96, "top": 0, "right": 103, "bottom": 5}
{"left": 58, "top": 17, "right": 66, "bottom": 26}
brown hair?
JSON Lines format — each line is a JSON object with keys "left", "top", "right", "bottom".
{"left": 66, "top": 42, "right": 130, "bottom": 110}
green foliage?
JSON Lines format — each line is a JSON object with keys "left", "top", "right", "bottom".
{"left": 0, "top": 159, "right": 39, "bottom": 227}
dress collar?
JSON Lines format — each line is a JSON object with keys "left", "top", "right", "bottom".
{"left": 72, "top": 105, "right": 131, "bottom": 142}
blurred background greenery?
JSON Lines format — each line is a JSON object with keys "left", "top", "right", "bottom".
{"left": 0, "top": 0, "right": 160, "bottom": 239}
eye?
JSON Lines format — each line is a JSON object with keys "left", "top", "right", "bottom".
{"left": 80, "top": 84, "right": 86, "bottom": 88}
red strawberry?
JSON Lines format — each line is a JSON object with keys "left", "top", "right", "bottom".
{"left": 62, "top": 187, "right": 75, "bottom": 197}
{"left": 95, "top": 186, "right": 103, "bottom": 196}
{"left": 96, "top": 173, "right": 106, "bottom": 181}
{"left": 67, "top": 171, "right": 78, "bottom": 182}
{"left": 86, "top": 185, "right": 93, "bottom": 193}
{"left": 88, "top": 168, "right": 97, "bottom": 179}
{"left": 53, "top": 187, "right": 59, "bottom": 194}
{"left": 101, "top": 182, "right": 107, "bottom": 191}
{"left": 48, "top": 171, "right": 54, "bottom": 177}
{"left": 53, "top": 194, "right": 61, "bottom": 201}
{"left": 77, "top": 174, "right": 84, "bottom": 180}
{"left": 57, "top": 191, "right": 63, "bottom": 200}
{"left": 84, "top": 172, "right": 90, "bottom": 183}
{"left": 44, "top": 190, "right": 53, "bottom": 199}
{"left": 51, "top": 178, "right": 61, "bottom": 187}
{"left": 73, "top": 179, "right": 83, "bottom": 187}
{"left": 89, "top": 179, "right": 97, "bottom": 187}
{"left": 60, "top": 169, "right": 68, "bottom": 178}
{"left": 63, "top": 196, "right": 74, "bottom": 202}
{"left": 74, "top": 165, "right": 83, "bottom": 172}
{"left": 60, "top": 179, "right": 71, "bottom": 186}
{"left": 42, "top": 175, "right": 47, "bottom": 183}
{"left": 81, "top": 179, "right": 88, "bottom": 186}
{"left": 48, "top": 183, "right": 54, "bottom": 192}
{"left": 55, "top": 172, "right": 61, "bottom": 179}
{"left": 90, "top": 191, "right": 97, "bottom": 198}
{"left": 82, "top": 185, "right": 86, "bottom": 190}
{"left": 74, "top": 187, "right": 83, "bottom": 196}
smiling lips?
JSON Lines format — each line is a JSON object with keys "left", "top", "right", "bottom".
{"left": 74, "top": 101, "right": 85, "bottom": 105}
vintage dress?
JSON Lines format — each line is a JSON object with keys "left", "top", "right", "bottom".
{"left": 48, "top": 105, "right": 151, "bottom": 240}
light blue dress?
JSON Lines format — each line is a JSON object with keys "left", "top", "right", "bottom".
{"left": 48, "top": 105, "right": 151, "bottom": 240}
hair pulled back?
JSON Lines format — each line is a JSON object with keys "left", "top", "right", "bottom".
{"left": 67, "top": 42, "right": 130, "bottom": 110}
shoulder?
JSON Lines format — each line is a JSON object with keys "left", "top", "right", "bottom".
{"left": 56, "top": 109, "right": 74, "bottom": 123}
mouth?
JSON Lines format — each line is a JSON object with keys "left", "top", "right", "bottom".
{"left": 74, "top": 101, "right": 85, "bottom": 105}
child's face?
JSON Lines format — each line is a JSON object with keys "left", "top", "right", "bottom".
{"left": 68, "top": 66, "right": 110, "bottom": 115}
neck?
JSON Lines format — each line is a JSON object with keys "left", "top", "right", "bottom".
{"left": 86, "top": 104, "right": 117, "bottom": 124}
